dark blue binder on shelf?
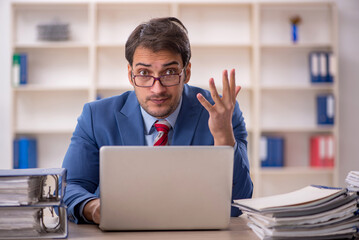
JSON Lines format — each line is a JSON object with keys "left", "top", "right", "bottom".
{"left": 261, "top": 136, "right": 284, "bottom": 167}
{"left": 19, "top": 53, "right": 27, "bottom": 85}
{"left": 327, "top": 52, "right": 334, "bottom": 83}
{"left": 309, "top": 51, "right": 334, "bottom": 84}
{"left": 13, "top": 137, "right": 37, "bottom": 169}
{"left": 319, "top": 52, "right": 328, "bottom": 83}
{"left": 317, "top": 94, "right": 335, "bottom": 125}
{"left": 309, "top": 52, "right": 320, "bottom": 83}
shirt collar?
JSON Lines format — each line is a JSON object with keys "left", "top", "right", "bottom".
{"left": 140, "top": 97, "right": 182, "bottom": 134}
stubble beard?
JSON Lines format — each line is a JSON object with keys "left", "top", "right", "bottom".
{"left": 141, "top": 94, "right": 179, "bottom": 119}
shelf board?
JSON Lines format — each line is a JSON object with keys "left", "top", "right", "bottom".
{"left": 97, "top": 85, "right": 132, "bottom": 91}
{"left": 13, "top": 85, "right": 89, "bottom": 92}
{"left": 191, "top": 43, "right": 252, "bottom": 48}
{"left": 15, "top": 42, "right": 90, "bottom": 49}
{"left": 97, "top": 43, "right": 125, "bottom": 48}
{"left": 260, "top": 43, "right": 332, "bottom": 49}
{"left": 15, "top": 128, "right": 74, "bottom": 135}
{"left": 97, "top": 43, "right": 252, "bottom": 49}
{"left": 260, "top": 1, "right": 333, "bottom": 7}
{"left": 259, "top": 167, "right": 334, "bottom": 176}
{"left": 261, "top": 84, "right": 334, "bottom": 91}
{"left": 261, "top": 126, "right": 335, "bottom": 133}
{"left": 96, "top": 85, "right": 252, "bottom": 92}
{"left": 13, "top": 2, "right": 88, "bottom": 7}
{"left": 195, "top": 85, "right": 253, "bottom": 92}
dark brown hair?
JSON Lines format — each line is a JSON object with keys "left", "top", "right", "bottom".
{"left": 125, "top": 17, "right": 191, "bottom": 67}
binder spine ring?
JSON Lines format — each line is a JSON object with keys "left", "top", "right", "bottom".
{"left": 39, "top": 174, "right": 60, "bottom": 201}
{"left": 39, "top": 207, "right": 62, "bottom": 233}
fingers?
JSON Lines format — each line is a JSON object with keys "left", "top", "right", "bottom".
{"left": 209, "top": 78, "right": 222, "bottom": 103}
{"left": 197, "top": 93, "right": 213, "bottom": 113}
{"left": 198, "top": 69, "right": 241, "bottom": 112}
{"left": 230, "top": 69, "right": 236, "bottom": 100}
{"left": 222, "top": 70, "right": 230, "bottom": 101}
{"left": 235, "top": 86, "right": 241, "bottom": 98}
{"left": 222, "top": 69, "right": 238, "bottom": 102}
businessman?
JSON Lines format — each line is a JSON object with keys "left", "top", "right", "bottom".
{"left": 62, "top": 17, "right": 253, "bottom": 224}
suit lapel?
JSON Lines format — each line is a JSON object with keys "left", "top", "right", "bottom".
{"left": 114, "top": 92, "right": 145, "bottom": 146}
{"left": 172, "top": 85, "right": 203, "bottom": 145}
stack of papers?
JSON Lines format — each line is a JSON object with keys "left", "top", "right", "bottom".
{"left": 233, "top": 185, "right": 359, "bottom": 240}
{"left": 0, "top": 176, "right": 42, "bottom": 206}
{"left": 0, "top": 207, "right": 41, "bottom": 237}
{"left": 346, "top": 171, "right": 359, "bottom": 192}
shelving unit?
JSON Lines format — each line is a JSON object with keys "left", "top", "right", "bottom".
{"left": 254, "top": 2, "right": 338, "bottom": 197}
{"left": 9, "top": 1, "right": 338, "bottom": 197}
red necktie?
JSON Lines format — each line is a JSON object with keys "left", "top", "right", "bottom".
{"left": 154, "top": 120, "right": 171, "bottom": 146}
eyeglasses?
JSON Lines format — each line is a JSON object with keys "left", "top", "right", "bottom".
{"left": 132, "top": 69, "right": 184, "bottom": 88}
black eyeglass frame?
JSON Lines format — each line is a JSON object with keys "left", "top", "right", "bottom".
{"left": 131, "top": 68, "right": 185, "bottom": 88}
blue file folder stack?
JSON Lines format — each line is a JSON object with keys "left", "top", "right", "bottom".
{"left": 13, "top": 137, "right": 37, "bottom": 169}
{"left": 309, "top": 51, "right": 334, "bottom": 83}
{"left": 317, "top": 94, "right": 335, "bottom": 125}
{"left": 260, "top": 136, "right": 284, "bottom": 167}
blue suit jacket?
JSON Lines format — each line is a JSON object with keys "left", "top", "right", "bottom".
{"left": 62, "top": 84, "right": 253, "bottom": 223}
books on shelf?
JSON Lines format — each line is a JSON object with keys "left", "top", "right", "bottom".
{"left": 0, "top": 168, "right": 68, "bottom": 239}
{"left": 37, "top": 20, "right": 70, "bottom": 41}
{"left": 260, "top": 136, "right": 284, "bottom": 167}
{"left": 310, "top": 135, "right": 334, "bottom": 167}
{"left": 317, "top": 94, "right": 335, "bottom": 125}
{"left": 12, "top": 53, "right": 27, "bottom": 86}
{"left": 309, "top": 51, "right": 334, "bottom": 84}
{"left": 233, "top": 185, "right": 359, "bottom": 240}
{"left": 13, "top": 137, "right": 37, "bottom": 169}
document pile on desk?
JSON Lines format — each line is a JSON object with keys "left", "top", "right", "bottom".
{"left": 0, "top": 168, "right": 68, "bottom": 239}
{"left": 233, "top": 185, "right": 359, "bottom": 240}
{"left": 0, "top": 176, "right": 42, "bottom": 206}
{"left": 346, "top": 171, "right": 359, "bottom": 192}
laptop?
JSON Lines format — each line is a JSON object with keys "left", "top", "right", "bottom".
{"left": 99, "top": 146, "right": 234, "bottom": 231}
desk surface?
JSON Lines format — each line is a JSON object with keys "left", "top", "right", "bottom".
{"left": 68, "top": 217, "right": 259, "bottom": 240}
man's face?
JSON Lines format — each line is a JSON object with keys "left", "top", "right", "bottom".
{"left": 128, "top": 47, "right": 191, "bottom": 119}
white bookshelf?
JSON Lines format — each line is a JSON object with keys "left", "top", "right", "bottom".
{"left": 254, "top": 1, "right": 338, "bottom": 197}
{"left": 10, "top": 1, "right": 338, "bottom": 197}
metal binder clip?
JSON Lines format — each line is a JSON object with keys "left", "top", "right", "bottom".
{"left": 39, "top": 175, "right": 59, "bottom": 202}
{"left": 39, "top": 207, "right": 61, "bottom": 233}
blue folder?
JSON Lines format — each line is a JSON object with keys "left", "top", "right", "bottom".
{"left": 309, "top": 52, "right": 320, "bottom": 83}
{"left": 19, "top": 53, "right": 27, "bottom": 85}
{"left": 309, "top": 51, "right": 334, "bottom": 84}
{"left": 317, "top": 94, "right": 335, "bottom": 125}
{"left": 261, "top": 136, "right": 284, "bottom": 167}
{"left": 13, "top": 137, "right": 37, "bottom": 169}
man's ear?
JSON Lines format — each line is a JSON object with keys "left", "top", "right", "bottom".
{"left": 128, "top": 64, "right": 134, "bottom": 87}
{"left": 184, "top": 62, "right": 191, "bottom": 84}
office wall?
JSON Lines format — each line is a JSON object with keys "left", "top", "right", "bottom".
{"left": 336, "top": 0, "right": 359, "bottom": 186}
{"left": 0, "top": 0, "right": 12, "bottom": 169}
{"left": 0, "top": 0, "right": 358, "bottom": 186}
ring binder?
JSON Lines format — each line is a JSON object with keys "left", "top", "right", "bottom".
{"left": 0, "top": 168, "right": 68, "bottom": 239}
{"left": 40, "top": 206, "right": 61, "bottom": 233}
{"left": 40, "top": 174, "right": 60, "bottom": 202}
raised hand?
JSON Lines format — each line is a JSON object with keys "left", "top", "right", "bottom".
{"left": 196, "top": 69, "right": 241, "bottom": 146}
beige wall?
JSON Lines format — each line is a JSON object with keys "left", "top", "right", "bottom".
{"left": 336, "top": 0, "right": 359, "bottom": 186}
